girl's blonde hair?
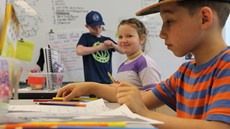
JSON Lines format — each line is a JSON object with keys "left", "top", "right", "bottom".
{"left": 118, "top": 18, "right": 148, "bottom": 52}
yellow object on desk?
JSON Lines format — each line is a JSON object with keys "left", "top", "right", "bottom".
{"left": 2, "top": 121, "right": 126, "bottom": 128}
{"left": 53, "top": 97, "right": 98, "bottom": 101}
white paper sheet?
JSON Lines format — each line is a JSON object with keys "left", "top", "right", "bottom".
{"left": 99, "top": 104, "right": 163, "bottom": 124}
{"left": 9, "top": 99, "right": 110, "bottom": 114}
{"left": 8, "top": 99, "right": 163, "bottom": 124}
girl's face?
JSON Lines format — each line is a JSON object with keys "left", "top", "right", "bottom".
{"left": 118, "top": 24, "right": 144, "bottom": 57}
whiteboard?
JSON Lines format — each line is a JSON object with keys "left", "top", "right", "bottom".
{"left": 11, "top": 0, "right": 184, "bottom": 82}
{"left": 224, "top": 16, "right": 230, "bottom": 45}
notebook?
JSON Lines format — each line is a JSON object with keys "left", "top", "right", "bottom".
{"left": 44, "top": 45, "right": 64, "bottom": 90}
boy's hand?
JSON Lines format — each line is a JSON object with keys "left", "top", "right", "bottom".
{"left": 104, "top": 40, "right": 114, "bottom": 49}
{"left": 97, "top": 43, "right": 108, "bottom": 51}
{"left": 116, "top": 81, "right": 149, "bottom": 114}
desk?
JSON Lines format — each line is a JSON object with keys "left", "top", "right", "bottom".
{"left": 16, "top": 82, "right": 72, "bottom": 99}
{"left": 6, "top": 100, "right": 155, "bottom": 128}
{"left": 9, "top": 99, "right": 120, "bottom": 109}
{"left": 17, "top": 88, "right": 57, "bottom": 99}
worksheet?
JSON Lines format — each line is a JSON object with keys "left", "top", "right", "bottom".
{"left": 9, "top": 99, "right": 109, "bottom": 114}
{"left": 8, "top": 99, "right": 163, "bottom": 125}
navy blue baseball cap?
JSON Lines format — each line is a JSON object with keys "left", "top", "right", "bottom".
{"left": 86, "top": 11, "right": 105, "bottom": 28}
{"left": 136, "top": 0, "right": 230, "bottom": 16}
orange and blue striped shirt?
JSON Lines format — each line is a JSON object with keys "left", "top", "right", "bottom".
{"left": 153, "top": 47, "right": 230, "bottom": 124}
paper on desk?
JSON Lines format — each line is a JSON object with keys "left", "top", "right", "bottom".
{"left": 99, "top": 104, "right": 163, "bottom": 124}
{"left": 8, "top": 99, "right": 163, "bottom": 124}
{"left": 9, "top": 99, "right": 110, "bottom": 114}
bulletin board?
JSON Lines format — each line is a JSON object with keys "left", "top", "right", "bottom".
{"left": 11, "top": 0, "right": 184, "bottom": 82}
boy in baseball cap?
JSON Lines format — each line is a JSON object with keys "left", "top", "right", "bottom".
{"left": 86, "top": 11, "right": 105, "bottom": 28}
{"left": 76, "top": 11, "right": 122, "bottom": 87}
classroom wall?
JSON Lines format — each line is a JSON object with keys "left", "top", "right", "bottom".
{"left": 224, "top": 15, "right": 230, "bottom": 45}
{"left": 11, "top": 0, "right": 184, "bottom": 82}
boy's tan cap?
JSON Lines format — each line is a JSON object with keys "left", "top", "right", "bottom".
{"left": 136, "top": 0, "right": 177, "bottom": 16}
{"left": 136, "top": 0, "right": 230, "bottom": 16}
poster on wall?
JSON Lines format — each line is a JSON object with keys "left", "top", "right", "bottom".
{"left": 0, "top": 3, "right": 20, "bottom": 57}
{"left": 0, "top": 0, "right": 7, "bottom": 37}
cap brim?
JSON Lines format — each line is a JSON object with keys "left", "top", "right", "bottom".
{"left": 89, "top": 21, "right": 105, "bottom": 28}
{"left": 136, "top": 0, "right": 177, "bottom": 16}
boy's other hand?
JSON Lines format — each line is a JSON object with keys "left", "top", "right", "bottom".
{"left": 104, "top": 40, "right": 114, "bottom": 48}
{"left": 97, "top": 43, "right": 108, "bottom": 51}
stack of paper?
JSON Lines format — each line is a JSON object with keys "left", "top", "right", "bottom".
{"left": 6, "top": 99, "right": 162, "bottom": 128}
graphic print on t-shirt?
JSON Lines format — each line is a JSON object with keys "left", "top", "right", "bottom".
{"left": 92, "top": 41, "right": 110, "bottom": 63}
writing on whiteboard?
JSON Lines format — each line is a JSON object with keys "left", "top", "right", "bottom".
{"left": 47, "top": 31, "right": 84, "bottom": 71}
{"left": 51, "top": 0, "right": 88, "bottom": 25}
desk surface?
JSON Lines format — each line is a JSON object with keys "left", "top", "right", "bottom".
{"left": 7, "top": 100, "right": 155, "bottom": 128}
{"left": 9, "top": 99, "right": 120, "bottom": 109}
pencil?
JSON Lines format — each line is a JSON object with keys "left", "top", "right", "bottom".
{"left": 107, "top": 72, "right": 116, "bottom": 83}
{"left": 52, "top": 97, "right": 97, "bottom": 101}
{"left": 37, "top": 101, "right": 86, "bottom": 107}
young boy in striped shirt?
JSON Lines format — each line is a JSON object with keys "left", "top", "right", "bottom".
{"left": 115, "top": 0, "right": 230, "bottom": 129}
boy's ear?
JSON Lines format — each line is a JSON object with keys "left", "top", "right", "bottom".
{"left": 200, "top": 6, "right": 213, "bottom": 29}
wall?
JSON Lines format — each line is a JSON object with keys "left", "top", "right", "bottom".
{"left": 11, "top": 0, "right": 184, "bottom": 82}
{"left": 224, "top": 15, "right": 230, "bottom": 45}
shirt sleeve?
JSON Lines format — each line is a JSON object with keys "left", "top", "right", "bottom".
{"left": 206, "top": 62, "right": 230, "bottom": 124}
{"left": 77, "top": 33, "right": 87, "bottom": 46}
{"left": 152, "top": 72, "right": 178, "bottom": 111}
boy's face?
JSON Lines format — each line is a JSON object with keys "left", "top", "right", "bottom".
{"left": 86, "top": 25, "right": 103, "bottom": 36}
{"left": 159, "top": 3, "right": 203, "bottom": 57}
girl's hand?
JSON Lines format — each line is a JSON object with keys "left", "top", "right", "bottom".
{"left": 56, "top": 82, "right": 91, "bottom": 101}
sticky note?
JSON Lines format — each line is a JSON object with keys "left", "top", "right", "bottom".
{"left": 15, "top": 40, "right": 34, "bottom": 61}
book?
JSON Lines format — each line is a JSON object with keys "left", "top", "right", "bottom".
{"left": 44, "top": 45, "right": 63, "bottom": 73}
{"left": 44, "top": 46, "right": 64, "bottom": 90}
{"left": 0, "top": 3, "right": 20, "bottom": 57}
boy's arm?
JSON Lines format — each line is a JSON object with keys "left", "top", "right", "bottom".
{"left": 112, "top": 43, "right": 123, "bottom": 54}
{"left": 104, "top": 40, "right": 123, "bottom": 54}
{"left": 116, "top": 82, "right": 230, "bottom": 129}
{"left": 113, "top": 44, "right": 124, "bottom": 54}
{"left": 143, "top": 111, "right": 230, "bottom": 129}
{"left": 76, "top": 44, "right": 108, "bottom": 56}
